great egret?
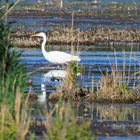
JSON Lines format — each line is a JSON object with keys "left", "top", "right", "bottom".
{"left": 32, "top": 32, "right": 81, "bottom": 64}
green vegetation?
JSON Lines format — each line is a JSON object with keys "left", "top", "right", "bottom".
{"left": 0, "top": 21, "right": 25, "bottom": 105}
{"left": 0, "top": 19, "right": 30, "bottom": 139}
{"left": 45, "top": 100, "right": 95, "bottom": 140}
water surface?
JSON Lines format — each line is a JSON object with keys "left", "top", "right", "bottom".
{"left": 20, "top": 44, "right": 140, "bottom": 92}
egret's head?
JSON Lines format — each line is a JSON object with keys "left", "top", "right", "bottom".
{"left": 31, "top": 32, "right": 46, "bottom": 38}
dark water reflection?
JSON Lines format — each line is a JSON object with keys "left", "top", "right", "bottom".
{"left": 77, "top": 102, "right": 140, "bottom": 121}
{"left": 31, "top": 100, "right": 140, "bottom": 122}
{"left": 30, "top": 99, "right": 140, "bottom": 137}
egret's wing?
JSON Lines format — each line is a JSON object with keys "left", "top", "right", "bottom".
{"left": 47, "top": 51, "right": 72, "bottom": 63}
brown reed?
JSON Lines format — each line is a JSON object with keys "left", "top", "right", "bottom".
{"left": 10, "top": 27, "right": 140, "bottom": 47}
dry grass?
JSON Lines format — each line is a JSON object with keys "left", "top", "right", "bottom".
{"left": 86, "top": 70, "right": 140, "bottom": 103}
{"left": 43, "top": 101, "right": 94, "bottom": 140}
{"left": 14, "top": 88, "right": 30, "bottom": 140}
{"left": 49, "top": 63, "right": 140, "bottom": 103}
{"left": 49, "top": 62, "right": 78, "bottom": 100}
{"left": 0, "top": 88, "right": 30, "bottom": 140}
{"left": 10, "top": 27, "right": 140, "bottom": 47}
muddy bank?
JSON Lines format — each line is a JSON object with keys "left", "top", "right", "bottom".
{"left": 10, "top": 27, "right": 140, "bottom": 47}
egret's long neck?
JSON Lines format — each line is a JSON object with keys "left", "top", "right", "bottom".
{"left": 41, "top": 35, "right": 47, "bottom": 56}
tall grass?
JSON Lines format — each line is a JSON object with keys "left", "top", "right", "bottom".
{"left": 0, "top": 88, "right": 30, "bottom": 140}
{"left": 0, "top": 21, "right": 30, "bottom": 139}
{"left": 0, "top": 20, "right": 25, "bottom": 107}
{"left": 45, "top": 100, "right": 96, "bottom": 140}
{"left": 0, "top": 1, "right": 30, "bottom": 139}
{"left": 88, "top": 48, "right": 140, "bottom": 103}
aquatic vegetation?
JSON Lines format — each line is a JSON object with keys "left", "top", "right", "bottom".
{"left": 48, "top": 48, "right": 140, "bottom": 103}
{"left": 48, "top": 55, "right": 140, "bottom": 103}
{"left": 0, "top": 21, "right": 25, "bottom": 106}
{"left": 88, "top": 71, "right": 140, "bottom": 103}
{"left": 44, "top": 100, "right": 95, "bottom": 140}
{"left": 49, "top": 61, "right": 81, "bottom": 100}
{"left": 0, "top": 19, "right": 31, "bottom": 139}
{"left": 0, "top": 88, "right": 30, "bottom": 140}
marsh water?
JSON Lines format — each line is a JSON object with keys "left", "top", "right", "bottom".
{"left": 5, "top": 0, "right": 140, "bottom": 4}
{"left": 5, "top": 0, "right": 140, "bottom": 138}
{"left": 21, "top": 44, "right": 140, "bottom": 89}
{"left": 20, "top": 44, "right": 140, "bottom": 139}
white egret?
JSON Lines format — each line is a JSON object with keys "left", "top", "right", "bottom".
{"left": 32, "top": 32, "right": 80, "bottom": 64}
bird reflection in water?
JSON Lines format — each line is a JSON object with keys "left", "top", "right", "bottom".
{"left": 39, "top": 69, "right": 67, "bottom": 103}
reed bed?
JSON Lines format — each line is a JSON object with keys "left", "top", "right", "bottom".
{"left": 49, "top": 59, "right": 140, "bottom": 103}
{"left": 10, "top": 27, "right": 140, "bottom": 47}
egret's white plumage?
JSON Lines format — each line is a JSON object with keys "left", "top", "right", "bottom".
{"left": 32, "top": 32, "right": 80, "bottom": 64}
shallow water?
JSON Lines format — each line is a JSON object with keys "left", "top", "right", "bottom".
{"left": 20, "top": 44, "right": 140, "bottom": 93}
{"left": 5, "top": 0, "right": 140, "bottom": 5}
{"left": 9, "top": 15, "right": 140, "bottom": 31}
{"left": 6, "top": 0, "right": 140, "bottom": 31}
{"left": 31, "top": 100, "right": 140, "bottom": 137}
{"left": 20, "top": 44, "right": 140, "bottom": 138}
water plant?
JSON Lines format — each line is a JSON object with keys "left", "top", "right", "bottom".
{"left": 0, "top": 21, "right": 30, "bottom": 139}
{"left": 0, "top": 20, "right": 25, "bottom": 106}
{"left": 44, "top": 100, "right": 95, "bottom": 140}
{"left": 0, "top": 1, "right": 30, "bottom": 138}
{"left": 49, "top": 61, "right": 82, "bottom": 100}
{"left": 88, "top": 68, "right": 140, "bottom": 103}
